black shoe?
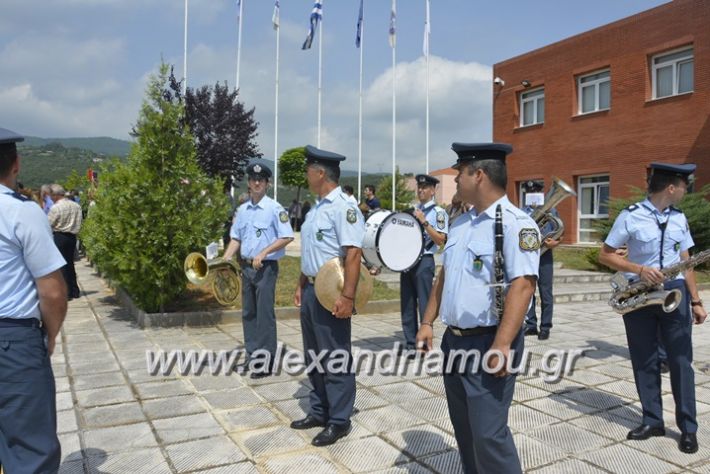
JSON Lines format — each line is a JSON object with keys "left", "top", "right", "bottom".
{"left": 290, "top": 415, "right": 327, "bottom": 430}
{"left": 311, "top": 423, "right": 352, "bottom": 446}
{"left": 679, "top": 433, "right": 698, "bottom": 453}
{"left": 524, "top": 327, "right": 538, "bottom": 336}
{"left": 627, "top": 424, "right": 665, "bottom": 440}
{"left": 660, "top": 360, "right": 670, "bottom": 374}
{"left": 538, "top": 330, "right": 550, "bottom": 340}
{"left": 71, "top": 290, "right": 81, "bottom": 299}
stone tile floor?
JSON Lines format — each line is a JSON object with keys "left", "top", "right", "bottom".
{"left": 53, "top": 260, "right": 710, "bottom": 473}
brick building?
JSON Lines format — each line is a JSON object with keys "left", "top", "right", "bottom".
{"left": 493, "top": 0, "right": 709, "bottom": 243}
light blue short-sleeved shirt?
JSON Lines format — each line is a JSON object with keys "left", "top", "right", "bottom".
{"left": 440, "top": 195, "right": 540, "bottom": 328}
{"left": 301, "top": 186, "right": 365, "bottom": 277}
{"left": 230, "top": 195, "right": 294, "bottom": 260}
{"left": 605, "top": 198, "right": 693, "bottom": 282}
{"left": 0, "top": 184, "right": 66, "bottom": 320}
{"left": 418, "top": 199, "right": 449, "bottom": 255}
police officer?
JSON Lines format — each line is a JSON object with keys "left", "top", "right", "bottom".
{"left": 599, "top": 162, "right": 706, "bottom": 454}
{"left": 522, "top": 181, "right": 560, "bottom": 340}
{"left": 291, "top": 145, "right": 365, "bottom": 447}
{"left": 0, "top": 128, "right": 68, "bottom": 473}
{"left": 223, "top": 163, "right": 294, "bottom": 379}
{"left": 416, "top": 143, "right": 539, "bottom": 473}
{"left": 400, "top": 174, "right": 448, "bottom": 355}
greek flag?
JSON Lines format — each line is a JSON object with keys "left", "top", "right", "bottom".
{"left": 388, "top": 0, "right": 396, "bottom": 49}
{"left": 272, "top": 0, "right": 280, "bottom": 30}
{"left": 355, "top": 0, "right": 363, "bottom": 48}
{"left": 423, "top": 0, "right": 430, "bottom": 56}
{"left": 236, "top": 0, "right": 241, "bottom": 22}
{"left": 302, "top": 1, "right": 323, "bottom": 50}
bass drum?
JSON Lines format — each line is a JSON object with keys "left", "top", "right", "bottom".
{"left": 362, "top": 210, "right": 424, "bottom": 272}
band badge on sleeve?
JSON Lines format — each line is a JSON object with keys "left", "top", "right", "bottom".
{"left": 346, "top": 208, "right": 357, "bottom": 224}
{"left": 519, "top": 228, "right": 541, "bottom": 251}
{"left": 436, "top": 211, "right": 446, "bottom": 230}
{"left": 279, "top": 211, "right": 289, "bottom": 223}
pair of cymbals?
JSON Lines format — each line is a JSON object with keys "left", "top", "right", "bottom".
{"left": 314, "top": 257, "right": 374, "bottom": 313}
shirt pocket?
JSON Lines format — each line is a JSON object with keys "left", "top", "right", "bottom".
{"left": 631, "top": 226, "right": 658, "bottom": 254}
{"left": 315, "top": 215, "right": 336, "bottom": 244}
{"left": 252, "top": 220, "right": 271, "bottom": 239}
{"left": 465, "top": 240, "right": 495, "bottom": 277}
{"left": 666, "top": 229, "right": 686, "bottom": 254}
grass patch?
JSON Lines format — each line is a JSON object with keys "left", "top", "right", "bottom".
{"left": 554, "top": 246, "right": 606, "bottom": 272}
{"left": 167, "top": 256, "right": 399, "bottom": 312}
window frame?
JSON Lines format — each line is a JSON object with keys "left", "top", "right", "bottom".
{"left": 651, "top": 46, "right": 694, "bottom": 99}
{"left": 577, "top": 69, "right": 611, "bottom": 115}
{"left": 577, "top": 175, "right": 610, "bottom": 243}
{"left": 519, "top": 87, "right": 545, "bottom": 127}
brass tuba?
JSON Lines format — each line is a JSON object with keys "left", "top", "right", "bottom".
{"left": 529, "top": 177, "right": 577, "bottom": 254}
{"left": 184, "top": 252, "right": 241, "bottom": 306}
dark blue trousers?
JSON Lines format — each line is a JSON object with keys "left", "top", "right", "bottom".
{"left": 241, "top": 261, "right": 278, "bottom": 359}
{"left": 300, "top": 283, "right": 355, "bottom": 426}
{"left": 0, "top": 325, "right": 60, "bottom": 474}
{"left": 442, "top": 328, "right": 523, "bottom": 474}
{"left": 623, "top": 279, "right": 696, "bottom": 433}
{"left": 400, "top": 255, "right": 435, "bottom": 349}
{"left": 525, "top": 250, "right": 553, "bottom": 331}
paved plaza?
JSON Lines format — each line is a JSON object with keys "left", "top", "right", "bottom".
{"left": 53, "top": 260, "right": 710, "bottom": 473}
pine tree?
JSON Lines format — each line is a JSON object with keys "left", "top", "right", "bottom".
{"left": 377, "top": 167, "right": 416, "bottom": 211}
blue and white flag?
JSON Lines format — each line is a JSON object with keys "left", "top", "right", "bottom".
{"left": 236, "top": 0, "right": 242, "bottom": 22}
{"left": 388, "top": 0, "right": 396, "bottom": 49}
{"left": 423, "top": 0, "right": 430, "bottom": 56}
{"left": 302, "top": 1, "right": 323, "bottom": 50}
{"left": 272, "top": 0, "right": 280, "bottom": 30}
{"left": 355, "top": 0, "right": 364, "bottom": 48}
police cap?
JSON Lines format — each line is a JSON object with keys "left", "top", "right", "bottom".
{"left": 246, "top": 163, "right": 272, "bottom": 180}
{"left": 0, "top": 127, "right": 24, "bottom": 145}
{"left": 450, "top": 142, "right": 513, "bottom": 169}
{"left": 415, "top": 174, "right": 439, "bottom": 186}
{"left": 304, "top": 145, "right": 346, "bottom": 168}
{"left": 649, "top": 162, "right": 696, "bottom": 179}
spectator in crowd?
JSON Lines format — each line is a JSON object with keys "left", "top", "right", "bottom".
{"left": 40, "top": 184, "right": 53, "bottom": 214}
{"left": 342, "top": 185, "right": 358, "bottom": 206}
{"left": 48, "top": 184, "right": 83, "bottom": 300}
{"left": 301, "top": 200, "right": 312, "bottom": 228}
{"left": 289, "top": 199, "right": 303, "bottom": 232}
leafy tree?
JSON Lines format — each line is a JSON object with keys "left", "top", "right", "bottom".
{"left": 278, "top": 147, "right": 308, "bottom": 202}
{"left": 83, "top": 63, "right": 228, "bottom": 312}
{"left": 162, "top": 67, "right": 261, "bottom": 189}
{"left": 377, "top": 167, "right": 416, "bottom": 211}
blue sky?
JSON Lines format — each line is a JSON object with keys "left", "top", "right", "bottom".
{"left": 0, "top": 0, "right": 668, "bottom": 172}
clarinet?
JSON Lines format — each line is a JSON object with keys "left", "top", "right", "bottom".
{"left": 494, "top": 204, "right": 505, "bottom": 320}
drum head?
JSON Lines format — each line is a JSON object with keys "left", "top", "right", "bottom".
{"left": 377, "top": 212, "right": 424, "bottom": 272}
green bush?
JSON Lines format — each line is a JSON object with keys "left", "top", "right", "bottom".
{"left": 82, "top": 63, "right": 228, "bottom": 312}
{"left": 378, "top": 167, "right": 416, "bottom": 211}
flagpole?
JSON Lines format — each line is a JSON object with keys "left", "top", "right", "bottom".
{"left": 357, "top": 0, "right": 365, "bottom": 202}
{"left": 274, "top": 5, "right": 280, "bottom": 202}
{"left": 425, "top": 0, "right": 430, "bottom": 174}
{"left": 317, "top": 13, "right": 323, "bottom": 147}
{"left": 183, "top": 0, "right": 188, "bottom": 94}
{"left": 391, "top": 32, "right": 396, "bottom": 211}
{"left": 236, "top": 0, "right": 244, "bottom": 90}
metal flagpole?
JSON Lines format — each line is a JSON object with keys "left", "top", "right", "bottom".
{"left": 236, "top": 0, "right": 244, "bottom": 90}
{"left": 425, "top": 0, "right": 430, "bottom": 173}
{"left": 183, "top": 0, "right": 188, "bottom": 94}
{"left": 390, "top": 0, "right": 396, "bottom": 211}
{"left": 317, "top": 12, "right": 323, "bottom": 148}
{"left": 357, "top": 0, "right": 365, "bottom": 202}
{"left": 273, "top": 2, "right": 280, "bottom": 202}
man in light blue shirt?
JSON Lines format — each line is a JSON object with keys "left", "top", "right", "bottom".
{"left": 223, "top": 163, "right": 293, "bottom": 379}
{"left": 599, "top": 162, "right": 706, "bottom": 454}
{"left": 417, "top": 142, "right": 539, "bottom": 473}
{"left": 0, "top": 127, "right": 68, "bottom": 474}
{"left": 400, "top": 174, "right": 448, "bottom": 354}
{"left": 291, "top": 145, "right": 365, "bottom": 447}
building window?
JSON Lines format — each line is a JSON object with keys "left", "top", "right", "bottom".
{"left": 578, "top": 175, "right": 609, "bottom": 243}
{"left": 652, "top": 47, "right": 693, "bottom": 99}
{"left": 578, "top": 70, "right": 610, "bottom": 114}
{"left": 520, "top": 88, "right": 544, "bottom": 126}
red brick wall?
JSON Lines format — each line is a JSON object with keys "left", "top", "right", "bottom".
{"left": 493, "top": 0, "right": 710, "bottom": 243}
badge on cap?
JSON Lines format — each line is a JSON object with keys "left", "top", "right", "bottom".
{"left": 436, "top": 211, "right": 445, "bottom": 230}
{"left": 279, "top": 211, "right": 288, "bottom": 223}
{"left": 253, "top": 164, "right": 262, "bottom": 173}
{"left": 519, "top": 228, "right": 540, "bottom": 251}
{"left": 346, "top": 208, "right": 357, "bottom": 224}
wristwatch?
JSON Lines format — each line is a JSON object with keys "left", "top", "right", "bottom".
{"left": 691, "top": 299, "right": 703, "bottom": 307}
{"left": 422, "top": 221, "right": 430, "bottom": 228}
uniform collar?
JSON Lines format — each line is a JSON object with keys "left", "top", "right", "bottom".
{"left": 0, "top": 183, "right": 12, "bottom": 194}
{"left": 474, "top": 195, "right": 510, "bottom": 220}
{"left": 318, "top": 186, "right": 342, "bottom": 205}
{"left": 641, "top": 198, "right": 670, "bottom": 216}
{"left": 419, "top": 199, "right": 436, "bottom": 211}
{"left": 247, "top": 195, "right": 269, "bottom": 209}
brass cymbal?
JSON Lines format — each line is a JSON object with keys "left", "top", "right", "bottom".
{"left": 314, "top": 257, "right": 374, "bottom": 313}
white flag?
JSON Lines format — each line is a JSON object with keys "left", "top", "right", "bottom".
{"left": 423, "top": 0, "right": 430, "bottom": 56}
{"left": 272, "top": 0, "right": 280, "bottom": 30}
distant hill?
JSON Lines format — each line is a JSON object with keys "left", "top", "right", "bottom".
{"left": 23, "top": 136, "right": 133, "bottom": 157}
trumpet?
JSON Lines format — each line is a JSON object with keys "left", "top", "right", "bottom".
{"left": 184, "top": 252, "right": 241, "bottom": 306}
{"left": 530, "top": 177, "right": 576, "bottom": 254}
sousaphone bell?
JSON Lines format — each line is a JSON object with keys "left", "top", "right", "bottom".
{"left": 314, "top": 257, "right": 374, "bottom": 313}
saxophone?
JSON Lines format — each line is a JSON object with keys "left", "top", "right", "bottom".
{"left": 608, "top": 249, "right": 710, "bottom": 314}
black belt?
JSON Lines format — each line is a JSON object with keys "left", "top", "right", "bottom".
{"left": 0, "top": 318, "right": 41, "bottom": 328}
{"left": 305, "top": 276, "right": 316, "bottom": 284}
{"left": 447, "top": 325, "right": 497, "bottom": 337}
{"left": 241, "top": 258, "right": 275, "bottom": 266}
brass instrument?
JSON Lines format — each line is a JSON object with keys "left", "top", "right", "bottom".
{"left": 184, "top": 252, "right": 241, "bottom": 306}
{"left": 314, "top": 257, "right": 374, "bottom": 313}
{"left": 609, "top": 249, "right": 710, "bottom": 314}
{"left": 530, "top": 177, "right": 576, "bottom": 254}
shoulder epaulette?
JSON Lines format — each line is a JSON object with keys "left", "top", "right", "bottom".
{"left": 670, "top": 206, "right": 682, "bottom": 213}
{"left": 4, "top": 191, "right": 29, "bottom": 202}
{"left": 625, "top": 204, "right": 639, "bottom": 212}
